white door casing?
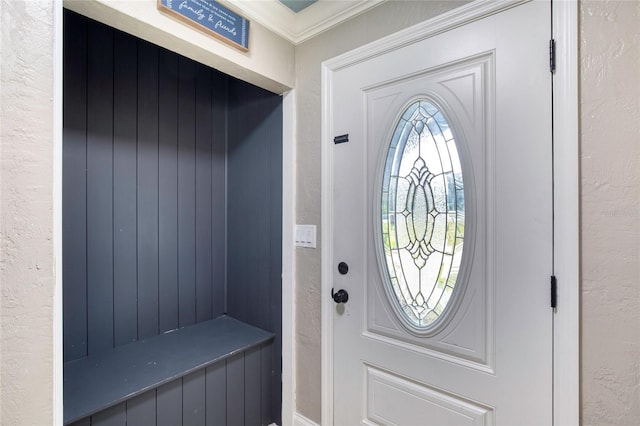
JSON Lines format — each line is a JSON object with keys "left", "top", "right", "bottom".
{"left": 321, "top": 0, "right": 579, "bottom": 424}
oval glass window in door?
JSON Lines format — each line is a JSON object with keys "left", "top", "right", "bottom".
{"left": 380, "top": 100, "right": 465, "bottom": 330}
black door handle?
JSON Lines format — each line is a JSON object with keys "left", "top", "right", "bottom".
{"left": 332, "top": 288, "right": 349, "bottom": 304}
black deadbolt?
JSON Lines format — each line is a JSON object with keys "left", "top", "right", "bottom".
{"left": 338, "top": 262, "right": 349, "bottom": 275}
{"left": 332, "top": 288, "right": 349, "bottom": 304}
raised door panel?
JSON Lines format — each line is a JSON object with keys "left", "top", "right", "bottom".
{"left": 365, "top": 55, "right": 495, "bottom": 370}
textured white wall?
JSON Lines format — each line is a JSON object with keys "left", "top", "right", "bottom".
{"left": 580, "top": 1, "right": 640, "bottom": 424}
{"left": 0, "top": 0, "right": 56, "bottom": 424}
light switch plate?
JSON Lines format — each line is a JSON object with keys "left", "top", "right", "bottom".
{"left": 295, "top": 224, "right": 317, "bottom": 248}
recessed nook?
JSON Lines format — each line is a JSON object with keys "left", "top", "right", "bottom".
{"left": 63, "top": 10, "right": 282, "bottom": 425}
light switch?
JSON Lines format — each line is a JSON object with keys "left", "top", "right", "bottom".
{"left": 295, "top": 224, "right": 317, "bottom": 248}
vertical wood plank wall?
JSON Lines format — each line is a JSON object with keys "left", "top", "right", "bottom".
{"left": 63, "top": 10, "right": 282, "bottom": 425}
{"left": 227, "top": 80, "right": 283, "bottom": 422}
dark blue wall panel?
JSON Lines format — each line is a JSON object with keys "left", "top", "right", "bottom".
{"left": 244, "top": 346, "right": 261, "bottom": 426}
{"left": 156, "top": 380, "right": 182, "bottom": 426}
{"left": 112, "top": 30, "right": 139, "bottom": 347}
{"left": 178, "top": 57, "right": 198, "bottom": 329}
{"left": 205, "top": 361, "right": 227, "bottom": 426}
{"left": 126, "top": 391, "right": 157, "bottom": 425}
{"left": 227, "top": 79, "right": 283, "bottom": 424}
{"left": 63, "top": 10, "right": 87, "bottom": 362}
{"left": 195, "top": 63, "right": 214, "bottom": 323}
{"left": 226, "top": 353, "right": 245, "bottom": 426}
{"left": 210, "top": 71, "right": 227, "bottom": 318}
{"left": 158, "top": 49, "right": 180, "bottom": 334}
{"left": 63, "top": 10, "right": 227, "bottom": 358}
{"left": 183, "top": 370, "right": 206, "bottom": 425}
{"left": 137, "top": 40, "right": 161, "bottom": 340}
{"left": 91, "top": 403, "right": 126, "bottom": 426}
{"left": 86, "top": 20, "right": 114, "bottom": 356}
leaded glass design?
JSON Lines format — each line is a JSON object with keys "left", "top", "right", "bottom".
{"left": 380, "top": 100, "right": 465, "bottom": 329}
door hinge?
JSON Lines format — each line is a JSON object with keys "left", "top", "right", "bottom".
{"left": 550, "top": 275, "right": 557, "bottom": 308}
{"left": 549, "top": 39, "right": 556, "bottom": 74}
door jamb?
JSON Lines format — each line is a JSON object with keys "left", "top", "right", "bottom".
{"left": 320, "top": 0, "right": 579, "bottom": 424}
{"left": 551, "top": 0, "right": 580, "bottom": 423}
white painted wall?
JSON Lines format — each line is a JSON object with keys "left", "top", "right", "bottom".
{"left": 580, "top": 1, "right": 640, "bottom": 424}
{"left": 64, "top": 0, "right": 295, "bottom": 94}
{"left": 0, "top": 1, "right": 56, "bottom": 424}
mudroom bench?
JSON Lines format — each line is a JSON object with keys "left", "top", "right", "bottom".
{"left": 64, "top": 316, "right": 274, "bottom": 425}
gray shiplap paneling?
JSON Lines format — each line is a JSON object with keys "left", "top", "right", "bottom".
{"left": 69, "top": 418, "right": 90, "bottom": 426}
{"left": 91, "top": 403, "right": 126, "bottom": 426}
{"left": 126, "top": 390, "right": 157, "bottom": 426}
{"left": 63, "top": 10, "right": 88, "bottom": 362}
{"left": 137, "top": 39, "right": 161, "bottom": 340}
{"left": 227, "top": 79, "right": 283, "bottom": 425}
{"left": 261, "top": 341, "right": 274, "bottom": 424}
{"left": 156, "top": 379, "right": 182, "bottom": 426}
{"left": 86, "top": 19, "right": 114, "bottom": 356}
{"left": 113, "top": 30, "right": 138, "bottom": 347}
{"left": 183, "top": 370, "right": 206, "bottom": 425}
{"left": 158, "top": 48, "right": 180, "bottom": 334}
{"left": 244, "top": 346, "right": 261, "bottom": 426}
{"left": 178, "top": 56, "right": 197, "bottom": 329}
{"left": 64, "top": 9, "right": 282, "bottom": 425}
{"left": 63, "top": 10, "right": 227, "bottom": 359}
{"left": 211, "top": 71, "right": 227, "bottom": 317}
{"left": 195, "top": 62, "right": 214, "bottom": 323}
{"left": 226, "top": 353, "right": 245, "bottom": 426}
{"left": 226, "top": 79, "right": 283, "bottom": 328}
{"left": 205, "top": 361, "right": 227, "bottom": 426}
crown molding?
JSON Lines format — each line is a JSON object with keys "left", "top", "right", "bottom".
{"left": 220, "top": 0, "right": 387, "bottom": 45}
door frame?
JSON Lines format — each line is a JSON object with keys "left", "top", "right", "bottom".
{"left": 320, "top": 0, "right": 579, "bottom": 424}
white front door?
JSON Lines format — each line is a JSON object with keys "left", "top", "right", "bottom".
{"left": 326, "top": 1, "right": 553, "bottom": 424}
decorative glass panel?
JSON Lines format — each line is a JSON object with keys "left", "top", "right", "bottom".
{"left": 380, "top": 100, "right": 465, "bottom": 329}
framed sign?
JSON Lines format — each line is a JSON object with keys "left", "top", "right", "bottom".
{"left": 158, "top": 0, "right": 250, "bottom": 52}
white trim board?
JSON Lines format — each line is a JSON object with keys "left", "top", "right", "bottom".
{"left": 224, "top": 0, "right": 386, "bottom": 45}
{"left": 320, "top": 0, "right": 579, "bottom": 424}
{"left": 281, "top": 89, "right": 297, "bottom": 426}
